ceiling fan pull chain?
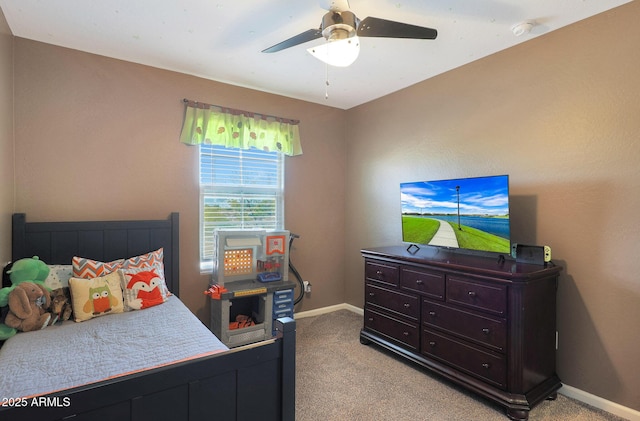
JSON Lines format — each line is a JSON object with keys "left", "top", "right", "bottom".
{"left": 325, "top": 62, "right": 330, "bottom": 99}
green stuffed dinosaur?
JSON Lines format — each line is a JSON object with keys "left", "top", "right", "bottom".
{"left": 0, "top": 256, "right": 50, "bottom": 340}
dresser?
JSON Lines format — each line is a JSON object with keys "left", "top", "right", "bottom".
{"left": 360, "top": 246, "right": 562, "bottom": 420}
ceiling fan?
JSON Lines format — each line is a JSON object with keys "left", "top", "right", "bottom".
{"left": 261, "top": 0, "right": 438, "bottom": 67}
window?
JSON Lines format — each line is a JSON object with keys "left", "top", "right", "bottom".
{"left": 199, "top": 145, "right": 284, "bottom": 269}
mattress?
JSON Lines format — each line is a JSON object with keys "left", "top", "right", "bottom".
{"left": 0, "top": 295, "right": 228, "bottom": 399}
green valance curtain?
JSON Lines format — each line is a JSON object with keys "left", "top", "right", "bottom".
{"left": 179, "top": 99, "right": 303, "bottom": 156}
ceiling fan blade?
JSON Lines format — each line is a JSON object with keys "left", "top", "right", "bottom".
{"left": 262, "top": 28, "right": 323, "bottom": 53}
{"left": 357, "top": 17, "right": 437, "bottom": 40}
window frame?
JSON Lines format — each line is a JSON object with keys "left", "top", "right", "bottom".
{"left": 199, "top": 145, "right": 285, "bottom": 271}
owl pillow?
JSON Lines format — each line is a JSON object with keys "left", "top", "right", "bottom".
{"left": 68, "top": 271, "right": 125, "bottom": 322}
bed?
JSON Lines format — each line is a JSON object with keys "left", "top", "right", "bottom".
{"left": 0, "top": 213, "right": 296, "bottom": 421}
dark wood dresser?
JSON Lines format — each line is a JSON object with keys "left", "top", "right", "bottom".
{"left": 360, "top": 246, "right": 562, "bottom": 420}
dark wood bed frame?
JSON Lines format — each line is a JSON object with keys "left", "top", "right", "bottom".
{"left": 0, "top": 213, "right": 296, "bottom": 421}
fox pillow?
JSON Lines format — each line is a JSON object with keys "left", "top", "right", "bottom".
{"left": 120, "top": 265, "right": 169, "bottom": 311}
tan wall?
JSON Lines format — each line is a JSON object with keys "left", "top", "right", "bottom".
{"left": 345, "top": 2, "right": 640, "bottom": 411}
{"left": 12, "top": 38, "right": 346, "bottom": 322}
{"left": 5, "top": 0, "right": 640, "bottom": 413}
{"left": 0, "top": 8, "right": 13, "bottom": 265}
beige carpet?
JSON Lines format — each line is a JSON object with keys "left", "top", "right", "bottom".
{"left": 295, "top": 310, "right": 626, "bottom": 421}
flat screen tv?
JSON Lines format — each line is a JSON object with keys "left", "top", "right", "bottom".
{"left": 400, "top": 175, "right": 511, "bottom": 255}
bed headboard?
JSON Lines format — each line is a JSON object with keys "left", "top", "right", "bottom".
{"left": 10, "top": 213, "right": 180, "bottom": 297}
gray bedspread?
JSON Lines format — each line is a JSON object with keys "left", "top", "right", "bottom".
{"left": 0, "top": 296, "right": 228, "bottom": 399}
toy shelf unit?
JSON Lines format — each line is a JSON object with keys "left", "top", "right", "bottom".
{"left": 209, "top": 229, "right": 295, "bottom": 348}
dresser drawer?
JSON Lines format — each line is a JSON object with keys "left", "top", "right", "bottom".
{"left": 366, "top": 283, "right": 419, "bottom": 321}
{"left": 400, "top": 267, "right": 445, "bottom": 300}
{"left": 422, "top": 299, "right": 506, "bottom": 352}
{"left": 365, "top": 308, "right": 419, "bottom": 350}
{"left": 422, "top": 329, "right": 506, "bottom": 389}
{"left": 365, "top": 260, "right": 399, "bottom": 286}
{"left": 446, "top": 276, "right": 507, "bottom": 316}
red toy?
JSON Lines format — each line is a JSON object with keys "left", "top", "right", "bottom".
{"left": 204, "top": 285, "right": 228, "bottom": 300}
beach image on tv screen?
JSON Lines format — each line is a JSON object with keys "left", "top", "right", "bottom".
{"left": 401, "top": 175, "right": 510, "bottom": 253}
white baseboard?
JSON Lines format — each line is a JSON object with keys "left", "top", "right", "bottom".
{"left": 295, "top": 303, "right": 363, "bottom": 319}
{"left": 295, "top": 303, "right": 639, "bottom": 421}
{"left": 560, "top": 384, "right": 640, "bottom": 421}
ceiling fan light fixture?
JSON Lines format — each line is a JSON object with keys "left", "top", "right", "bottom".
{"left": 307, "top": 35, "right": 360, "bottom": 67}
{"left": 309, "top": 11, "right": 360, "bottom": 67}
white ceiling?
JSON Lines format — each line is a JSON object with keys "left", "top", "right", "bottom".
{"left": 0, "top": 0, "right": 631, "bottom": 110}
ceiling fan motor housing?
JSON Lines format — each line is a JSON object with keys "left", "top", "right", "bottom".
{"left": 322, "top": 11, "right": 358, "bottom": 40}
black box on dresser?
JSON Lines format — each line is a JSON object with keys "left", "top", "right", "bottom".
{"left": 360, "top": 246, "right": 562, "bottom": 421}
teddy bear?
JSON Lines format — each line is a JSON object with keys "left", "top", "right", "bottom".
{"left": 49, "top": 287, "right": 73, "bottom": 323}
{"left": 0, "top": 257, "right": 51, "bottom": 339}
{"left": 4, "top": 282, "right": 54, "bottom": 332}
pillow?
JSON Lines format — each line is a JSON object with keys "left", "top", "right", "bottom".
{"left": 121, "top": 248, "right": 164, "bottom": 271}
{"left": 72, "top": 257, "right": 124, "bottom": 279}
{"left": 44, "top": 265, "right": 73, "bottom": 290}
{"left": 120, "top": 265, "right": 169, "bottom": 311}
{"left": 68, "top": 271, "right": 125, "bottom": 322}
{"left": 72, "top": 248, "right": 164, "bottom": 278}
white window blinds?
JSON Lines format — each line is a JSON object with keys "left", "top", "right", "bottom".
{"left": 199, "top": 145, "right": 284, "bottom": 264}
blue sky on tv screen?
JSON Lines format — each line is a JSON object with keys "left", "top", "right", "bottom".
{"left": 401, "top": 175, "right": 509, "bottom": 216}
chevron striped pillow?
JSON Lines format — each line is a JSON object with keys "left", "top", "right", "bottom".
{"left": 72, "top": 257, "right": 125, "bottom": 279}
{"left": 121, "top": 248, "right": 164, "bottom": 271}
{"left": 72, "top": 248, "right": 164, "bottom": 279}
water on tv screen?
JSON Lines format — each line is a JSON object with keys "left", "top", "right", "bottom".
{"left": 400, "top": 175, "right": 511, "bottom": 254}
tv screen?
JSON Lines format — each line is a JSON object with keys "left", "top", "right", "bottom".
{"left": 400, "top": 175, "right": 511, "bottom": 254}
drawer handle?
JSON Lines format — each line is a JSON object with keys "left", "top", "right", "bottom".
{"left": 482, "top": 328, "right": 490, "bottom": 334}
{"left": 416, "top": 279, "right": 424, "bottom": 285}
{"left": 429, "top": 341, "right": 436, "bottom": 347}
{"left": 482, "top": 363, "right": 491, "bottom": 369}
{"left": 368, "top": 317, "right": 374, "bottom": 322}
{"left": 403, "top": 303, "right": 411, "bottom": 308}
{"left": 468, "top": 291, "right": 477, "bottom": 297}
{"left": 368, "top": 292, "right": 375, "bottom": 297}
{"left": 428, "top": 311, "right": 436, "bottom": 317}
{"left": 376, "top": 270, "right": 383, "bottom": 277}
{"left": 403, "top": 331, "right": 409, "bottom": 336}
